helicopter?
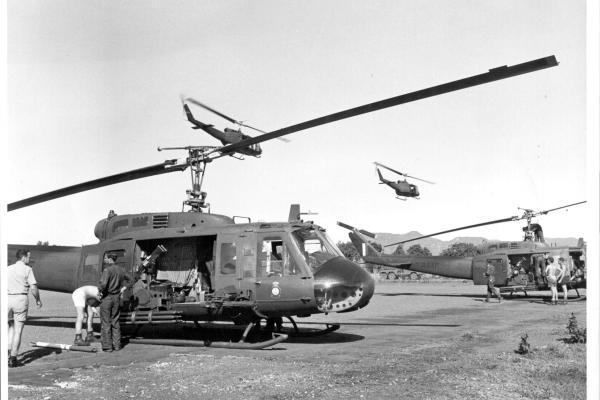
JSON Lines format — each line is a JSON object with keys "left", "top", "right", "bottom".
{"left": 339, "top": 201, "right": 587, "bottom": 298}
{"left": 7, "top": 55, "right": 558, "bottom": 346}
{"left": 181, "top": 96, "right": 289, "bottom": 158}
{"left": 374, "top": 161, "right": 434, "bottom": 200}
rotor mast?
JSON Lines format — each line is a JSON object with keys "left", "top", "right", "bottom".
{"left": 157, "top": 146, "right": 218, "bottom": 212}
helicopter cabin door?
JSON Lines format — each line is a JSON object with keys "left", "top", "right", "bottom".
{"left": 472, "top": 255, "right": 508, "bottom": 286}
{"left": 214, "top": 233, "right": 242, "bottom": 297}
{"left": 79, "top": 240, "right": 136, "bottom": 288}
{"left": 78, "top": 244, "right": 102, "bottom": 288}
{"left": 253, "top": 233, "right": 314, "bottom": 315}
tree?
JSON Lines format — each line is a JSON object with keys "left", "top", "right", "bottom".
{"left": 393, "top": 245, "right": 406, "bottom": 255}
{"left": 337, "top": 241, "right": 360, "bottom": 262}
{"left": 407, "top": 244, "right": 432, "bottom": 256}
{"left": 36, "top": 241, "right": 50, "bottom": 246}
{"left": 440, "top": 242, "right": 481, "bottom": 257}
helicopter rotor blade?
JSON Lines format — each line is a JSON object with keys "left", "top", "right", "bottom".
{"left": 217, "top": 56, "right": 558, "bottom": 154}
{"left": 185, "top": 97, "right": 239, "bottom": 125}
{"left": 337, "top": 221, "right": 377, "bottom": 239}
{"left": 373, "top": 162, "right": 408, "bottom": 178}
{"left": 7, "top": 161, "right": 189, "bottom": 212}
{"left": 403, "top": 174, "right": 435, "bottom": 185}
{"left": 385, "top": 200, "right": 586, "bottom": 247}
{"left": 385, "top": 216, "right": 517, "bottom": 247}
{"left": 534, "top": 201, "right": 587, "bottom": 216}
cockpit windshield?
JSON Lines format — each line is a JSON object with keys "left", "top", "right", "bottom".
{"left": 292, "top": 227, "right": 343, "bottom": 271}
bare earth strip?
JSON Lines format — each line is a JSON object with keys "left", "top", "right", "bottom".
{"left": 8, "top": 281, "right": 586, "bottom": 400}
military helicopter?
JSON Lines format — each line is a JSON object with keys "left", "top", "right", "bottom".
{"left": 340, "top": 201, "right": 587, "bottom": 298}
{"left": 181, "top": 96, "right": 289, "bottom": 158}
{"left": 374, "top": 162, "right": 434, "bottom": 200}
{"left": 7, "top": 55, "right": 558, "bottom": 346}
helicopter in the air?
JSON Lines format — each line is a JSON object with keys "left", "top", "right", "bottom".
{"left": 374, "top": 162, "right": 434, "bottom": 200}
{"left": 181, "top": 96, "right": 289, "bottom": 158}
{"left": 7, "top": 55, "right": 559, "bottom": 347}
{"left": 340, "top": 201, "right": 587, "bottom": 298}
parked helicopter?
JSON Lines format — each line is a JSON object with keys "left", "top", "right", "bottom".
{"left": 374, "top": 162, "right": 434, "bottom": 200}
{"left": 7, "top": 55, "right": 559, "bottom": 346}
{"left": 340, "top": 201, "right": 587, "bottom": 298}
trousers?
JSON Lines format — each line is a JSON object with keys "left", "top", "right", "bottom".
{"left": 100, "top": 293, "right": 121, "bottom": 350}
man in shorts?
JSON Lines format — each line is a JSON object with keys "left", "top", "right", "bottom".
{"left": 545, "top": 256, "right": 563, "bottom": 305}
{"left": 71, "top": 285, "right": 102, "bottom": 345}
{"left": 7, "top": 249, "right": 43, "bottom": 368}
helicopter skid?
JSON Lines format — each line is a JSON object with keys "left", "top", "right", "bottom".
{"left": 128, "top": 332, "right": 288, "bottom": 350}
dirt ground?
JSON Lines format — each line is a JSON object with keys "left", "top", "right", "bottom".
{"left": 7, "top": 280, "right": 587, "bottom": 400}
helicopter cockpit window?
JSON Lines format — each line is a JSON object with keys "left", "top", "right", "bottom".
{"left": 292, "top": 228, "right": 343, "bottom": 271}
{"left": 220, "top": 243, "right": 237, "bottom": 275}
{"left": 257, "top": 237, "right": 299, "bottom": 277}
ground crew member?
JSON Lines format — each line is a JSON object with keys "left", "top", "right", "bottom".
{"left": 545, "top": 256, "right": 562, "bottom": 305}
{"left": 71, "top": 285, "right": 102, "bottom": 345}
{"left": 7, "top": 249, "right": 43, "bottom": 368}
{"left": 98, "top": 254, "right": 132, "bottom": 352}
{"left": 484, "top": 263, "right": 502, "bottom": 303}
{"left": 557, "top": 257, "right": 570, "bottom": 305}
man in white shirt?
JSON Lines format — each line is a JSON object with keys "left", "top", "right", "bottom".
{"left": 71, "top": 285, "right": 101, "bottom": 345}
{"left": 7, "top": 249, "right": 42, "bottom": 368}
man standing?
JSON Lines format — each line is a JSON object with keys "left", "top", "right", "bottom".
{"left": 71, "top": 285, "right": 102, "bottom": 345}
{"left": 557, "top": 257, "right": 570, "bottom": 305}
{"left": 98, "top": 254, "right": 131, "bottom": 352}
{"left": 7, "top": 249, "right": 42, "bottom": 367}
{"left": 484, "top": 263, "right": 502, "bottom": 303}
{"left": 545, "top": 256, "right": 562, "bottom": 305}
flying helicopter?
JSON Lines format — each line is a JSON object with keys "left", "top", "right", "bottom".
{"left": 374, "top": 161, "right": 435, "bottom": 200}
{"left": 340, "top": 201, "right": 587, "bottom": 298}
{"left": 181, "top": 96, "right": 289, "bottom": 158}
{"left": 7, "top": 55, "right": 559, "bottom": 346}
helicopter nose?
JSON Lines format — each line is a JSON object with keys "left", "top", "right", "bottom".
{"left": 313, "top": 256, "right": 375, "bottom": 313}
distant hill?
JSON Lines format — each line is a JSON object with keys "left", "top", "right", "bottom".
{"left": 375, "top": 232, "right": 582, "bottom": 255}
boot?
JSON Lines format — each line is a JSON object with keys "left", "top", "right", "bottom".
{"left": 74, "top": 334, "right": 89, "bottom": 346}
{"left": 85, "top": 332, "right": 96, "bottom": 344}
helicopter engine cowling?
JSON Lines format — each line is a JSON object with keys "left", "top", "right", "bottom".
{"left": 313, "top": 256, "right": 375, "bottom": 313}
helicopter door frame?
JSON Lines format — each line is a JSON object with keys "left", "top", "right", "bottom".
{"left": 214, "top": 233, "right": 242, "bottom": 296}
{"left": 486, "top": 256, "right": 508, "bottom": 286}
{"left": 253, "top": 232, "right": 314, "bottom": 315}
{"left": 79, "top": 244, "right": 102, "bottom": 287}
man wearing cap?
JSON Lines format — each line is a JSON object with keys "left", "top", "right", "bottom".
{"left": 98, "top": 254, "right": 132, "bottom": 352}
{"left": 484, "top": 263, "right": 502, "bottom": 303}
{"left": 71, "top": 285, "right": 102, "bottom": 345}
{"left": 7, "top": 249, "right": 42, "bottom": 367}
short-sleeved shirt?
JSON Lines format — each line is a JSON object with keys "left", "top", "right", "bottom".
{"left": 7, "top": 260, "right": 37, "bottom": 294}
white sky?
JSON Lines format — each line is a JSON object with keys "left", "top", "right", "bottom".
{"left": 2, "top": 0, "right": 595, "bottom": 247}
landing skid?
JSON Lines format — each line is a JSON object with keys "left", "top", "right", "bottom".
{"left": 280, "top": 316, "right": 340, "bottom": 337}
{"left": 129, "top": 321, "right": 287, "bottom": 350}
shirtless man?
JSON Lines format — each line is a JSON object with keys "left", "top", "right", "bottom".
{"left": 71, "top": 285, "right": 101, "bottom": 345}
{"left": 544, "top": 257, "right": 563, "bottom": 305}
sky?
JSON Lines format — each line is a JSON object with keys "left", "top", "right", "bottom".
{"left": 2, "top": 0, "right": 596, "bottom": 248}
{"left": 1, "top": 1, "right": 599, "bottom": 393}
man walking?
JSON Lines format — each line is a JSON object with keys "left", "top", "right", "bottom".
{"left": 98, "top": 254, "right": 132, "bottom": 352}
{"left": 7, "top": 249, "right": 42, "bottom": 367}
{"left": 484, "top": 263, "right": 502, "bottom": 303}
